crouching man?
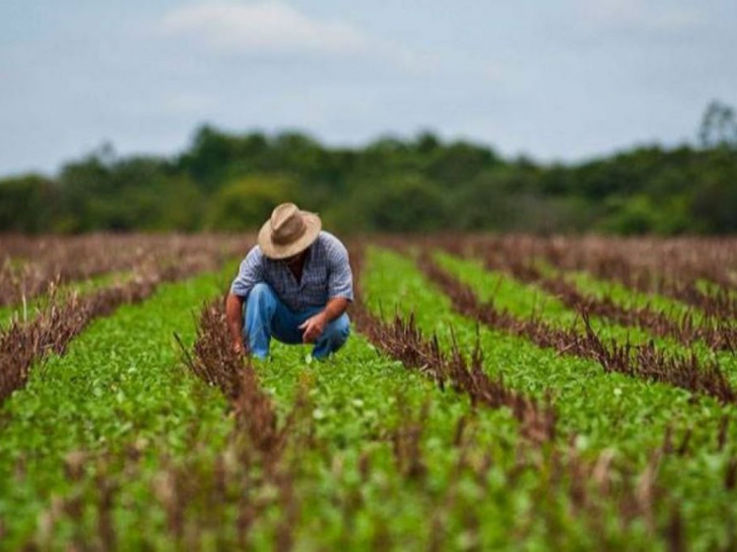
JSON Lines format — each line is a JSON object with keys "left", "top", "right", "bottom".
{"left": 226, "top": 202, "right": 353, "bottom": 360}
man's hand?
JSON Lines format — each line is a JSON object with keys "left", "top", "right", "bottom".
{"left": 226, "top": 293, "right": 246, "bottom": 355}
{"left": 232, "top": 340, "right": 245, "bottom": 355}
{"left": 299, "top": 312, "right": 328, "bottom": 343}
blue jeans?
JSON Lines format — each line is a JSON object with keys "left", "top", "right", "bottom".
{"left": 244, "top": 283, "right": 350, "bottom": 359}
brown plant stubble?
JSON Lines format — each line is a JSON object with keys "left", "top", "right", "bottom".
{"left": 414, "top": 250, "right": 737, "bottom": 405}
{"left": 350, "top": 241, "right": 732, "bottom": 550}
{"left": 178, "top": 298, "right": 309, "bottom": 550}
{"left": 461, "top": 235, "right": 737, "bottom": 322}
{"left": 0, "top": 239, "right": 250, "bottom": 404}
{"left": 19, "top": 239, "right": 737, "bottom": 550}
{"left": 459, "top": 238, "right": 737, "bottom": 353}
{"left": 0, "top": 233, "right": 249, "bottom": 308}
{"left": 349, "top": 243, "right": 556, "bottom": 445}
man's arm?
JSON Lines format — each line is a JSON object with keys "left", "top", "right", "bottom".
{"left": 299, "top": 296, "right": 349, "bottom": 343}
{"left": 226, "top": 247, "right": 264, "bottom": 354}
{"left": 225, "top": 293, "right": 245, "bottom": 353}
{"left": 299, "top": 237, "right": 353, "bottom": 343}
{"left": 323, "top": 296, "right": 350, "bottom": 322}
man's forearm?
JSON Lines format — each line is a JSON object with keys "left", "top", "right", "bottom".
{"left": 321, "top": 297, "right": 349, "bottom": 322}
{"left": 225, "top": 293, "right": 245, "bottom": 345}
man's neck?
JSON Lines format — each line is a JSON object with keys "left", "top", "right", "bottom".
{"left": 286, "top": 250, "right": 308, "bottom": 281}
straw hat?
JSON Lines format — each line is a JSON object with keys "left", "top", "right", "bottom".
{"left": 258, "top": 202, "right": 322, "bottom": 259}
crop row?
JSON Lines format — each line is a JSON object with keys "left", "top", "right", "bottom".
{"left": 417, "top": 250, "right": 736, "bottom": 404}
{"left": 4, "top": 250, "right": 687, "bottom": 549}
{"left": 474, "top": 245, "right": 737, "bottom": 352}
{"left": 0, "top": 270, "right": 133, "bottom": 330}
{"left": 0, "top": 233, "right": 248, "bottom": 308}
{"left": 460, "top": 235, "right": 737, "bottom": 320}
{"left": 363, "top": 246, "right": 737, "bottom": 549}
{"left": 460, "top": 234, "right": 737, "bottom": 289}
{"left": 3, "top": 238, "right": 737, "bottom": 549}
{"left": 180, "top": 299, "right": 304, "bottom": 549}
{"left": 432, "top": 248, "right": 737, "bottom": 390}
{"left": 0, "top": 264, "right": 239, "bottom": 549}
{"left": 378, "top": 235, "right": 737, "bottom": 351}
{"left": 1, "top": 287, "right": 514, "bottom": 548}
{"left": 138, "top": 250, "right": 713, "bottom": 549}
{"left": 349, "top": 246, "right": 556, "bottom": 445}
{"left": 0, "top": 237, "right": 249, "bottom": 405}
{"left": 141, "top": 243, "right": 737, "bottom": 549}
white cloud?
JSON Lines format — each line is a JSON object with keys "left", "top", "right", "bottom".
{"left": 160, "top": 1, "right": 370, "bottom": 56}
{"left": 157, "top": 1, "right": 506, "bottom": 82}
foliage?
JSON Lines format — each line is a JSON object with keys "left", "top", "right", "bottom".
{"left": 0, "top": 267, "right": 236, "bottom": 548}
{"left": 204, "top": 174, "right": 297, "bottom": 231}
{"left": 2, "top": 236, "right": 737, "bottom": 548}
{"left": 699, "top": 100, "right": 737, "bottom": 150}
{"left": 2, "top": 102, "right": 737, "bottom": 235}
{"left": 0, "top": 174, "right": 58, "bottom": 233}
{"left": 363, "top": 246, "right": 737, "bottom": 549}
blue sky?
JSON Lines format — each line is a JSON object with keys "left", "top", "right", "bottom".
{"left": 1, "top": 0, "right": 735, "bottom": 175}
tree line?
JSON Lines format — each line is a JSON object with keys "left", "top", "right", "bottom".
{"left": 1, "top": 101, "right": 736, "bottom": 235}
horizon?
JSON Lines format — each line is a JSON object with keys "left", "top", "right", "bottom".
{"left": 2, "top": 0, "right": 736, "bottom": 176}
{"left": 0, "top": 119, "right": 713, "bottom": 180}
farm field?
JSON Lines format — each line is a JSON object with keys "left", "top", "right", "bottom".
{"left": 1, "top": 234, "right": 737, "bottom": 550}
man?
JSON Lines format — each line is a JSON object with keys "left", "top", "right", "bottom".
{"left": 226, "top": 202, "right": 353, "bottom": 360}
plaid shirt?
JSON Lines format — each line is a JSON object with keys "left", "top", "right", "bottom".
{"left": 230, "top": 231, "right": 354, "bottom": 312}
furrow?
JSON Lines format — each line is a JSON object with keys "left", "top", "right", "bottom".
{"left": 359, "top": 245, "right": 737, "bottom": 550}
{"left": 177, "top": 298, "right": 309, "bottom": 549}
{"left": 469, "top": 244, "right": 737, "bottom": 352}
{"left": 417, "top": 251, "right": 737, "bottom": 405}
{"left": 350, "top": 245, "right": 556, "bottom": 445}
{"left": 0, "top": 233, "right": 248, "bottom": 308}
{"left": 0, "top": 265, "right": 240, "bottom": 548}
{"left": 469, "top": 235, "right": 737, "bottom": 321}
{"left": 506, "top": 254, "right": 733, "bottom": 352}
{"left": 0, "top": 242, "right": 248, "bottom": 404}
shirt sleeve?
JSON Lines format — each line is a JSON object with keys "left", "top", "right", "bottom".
{"left": 326, "top": 238, "right": 354, "bottom": 302}
{"left": 229, "top": 246, "right": 264, "bottom": 298}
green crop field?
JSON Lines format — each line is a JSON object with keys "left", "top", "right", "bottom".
{"left": 1, "top": 234, "right": 737, "bottom": 551}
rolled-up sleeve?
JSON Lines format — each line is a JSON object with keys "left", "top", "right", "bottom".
{"left": 230, "top": 247, "right": 264, "bottom": 298}
{"left": 327, "top": 240, "right": 354, "bottom": 302}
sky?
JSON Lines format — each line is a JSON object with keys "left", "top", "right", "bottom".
{"left": 1, "top": 0, "right": 736, "bottom": 176}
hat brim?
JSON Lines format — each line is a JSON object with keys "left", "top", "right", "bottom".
{"left": 258, "top": 211, "right": 322, "bottom": 259}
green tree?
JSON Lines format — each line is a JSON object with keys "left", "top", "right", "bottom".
{"left": 204, "top": 175, "right": 297, "bottom": 231}
{"left": 699, "top": 100, "right": 737, "bottom": 149}
{"left": 598, "top": 196, "right": 658, "bottom": 235}
{"left": 690, "top": 173, "right": 737, "bottom": 233}
{"left": 0, "top": 174, "right": 58, "bottom": 232}
{"left": 353, "top": 174, "right": 449, "bottom": 232}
